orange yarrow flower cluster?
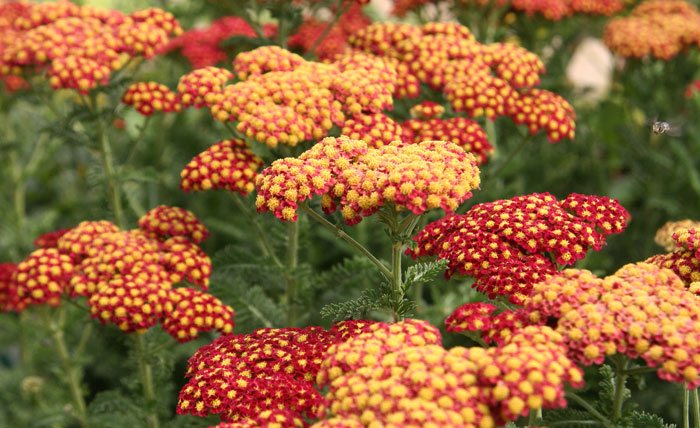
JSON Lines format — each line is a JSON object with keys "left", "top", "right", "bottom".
{"left": 648, "top": 226, "right": 700, "bottom": 290}
{"left": 348, "top": 22, "right": 576, "bottom": 142}
{"left": 180, "top": 139, "right": 263, "bottom": 194}
{"left": 655, "top": 220, "right": 700, "bottom": 251}
{"left": 409, "top": 193, "right": 629, "bottom": 303}
{"left": 178, "top": 320, "right": 375, "bottom": 423}
{"left": 255, "top": 135, "right": 481, "bottom": 224}
{"left": 317, "top": 319, "right": 583, "bottom": 427}
{"left": 206, "top": 47, "right": 398, "bottom": 147}
{"left": 1, "top": 1, "right": 182, "bottom": 92}
{"left": 524, "top": 263, "right": 700, "bottom": 387}
{"left": 604, "top": 0, "right": 700, "bottom": 60}
{"left": 7, "top": 206, "right": 233, "bottom": 342}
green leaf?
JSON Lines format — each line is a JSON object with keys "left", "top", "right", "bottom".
{"left": 402, "top": 259, "right": 448, "bottom": 291}
{"left": 320, "top": 282, "right": 392, "bottom": 321}
{"left": 210, "top": 276, "right": 283, "bottom": 331}
{"left": 625, "top": 411, "right": 676, "bottom": 428}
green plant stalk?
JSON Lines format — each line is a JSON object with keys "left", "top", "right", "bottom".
{"left": 229, "top": 194, "right": 284, "bottom": 268}
{"left": 285, "top": 220, "right": 300, "bottom": 326}
{"left": 612, "top": 356, "right": 629, "bottom": 422}
{"left": 391, "top": 239, "right": 403, "bottom": 322}
{"left": 685, "top": 386, "right": 690, "bottom": 428}
{"left": 300, "top": 204, "right": 391, "bottom": 280}
{"left": 565, "top": 392, "right": 614, "bottom": 428}
{"left": 43, "top": 308, "right": 90, "bottom": 428}
{"left": 488, "top": 134, "right": 531, "bottom": 179}
{"left": 527, "top": 408, "right": 542, "bottom": 427}
{"left": 89, "top": 94, "right": 125, "bottom": 228}
{"left": 134, "top": 334, "right": 160, "bottom": 428}
{"left": 692, "top": 388, "right": 700, "bottom": 428}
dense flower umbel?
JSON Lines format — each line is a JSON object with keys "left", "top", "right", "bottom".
{"left": 138, "top": 205, "right": 209, "bottom": 244}
{"left": 8, "top": 207, "right": 232, "bottom": 340}
{"left": 506, "top": 89, "right": 576, "bottom": 143}
{"left": 604, "top": 0, "right": 700, "bottom": 60}
{"left": 445, "top": 302, "right": 497, "bottom": 333}
{"left": 0, "top": 262, "right": 18, "bottom": 311}
{"left": 255, "top": 135, "right": 481, "bottom": 224}
{"left": 402, "top": 117, "right": 493, "bottom": 164}
{"left": 317, "top": 319, "right": 582, "bottom": 427}
{"left": 341, "top": 113, "right": 408, "bottom": 148}
{"left": 347, "top": 22, "right": 575, "bottom": 141}
{"left": 177, "top": 66, "right": 233, "bottom": 109}
{"left": 180, "top": 139, "right": 263, "bottom": 194}
{"left": 1, "top": 2, "right": 182, "bottom": 90}
{"left": 648, "top": 226, "right": 700, "bottom": 287}
{"left": 524, "top": 263, "right": 700, "bottom": 388}
{"left": 409, "top": 193, "right": 629, "bottom": 303}
{"left": 122, "top": 81, "right": 182, "bottom": 115}
{"left": 178, "top": 320, "right": 375, "bottom": 423}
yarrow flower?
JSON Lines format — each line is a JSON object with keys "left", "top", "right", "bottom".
{"left": 0, "top": 262, "right": 18, "bottom": 311}
{"left": 180, "top": 139, "right": 263, "bottom": 194}
{"left": 402, "top": 117, "right": 493, "bottom": 164}
{"left": 521, "top": 263, "right": 700, "bottom": 388}
{"left": 604, "top": 0, "right": 700, "bottom": 60}
{"left": 1, "top": 1, "right": 182, "bottom": 92}
{"left": 7, "top": 206, "right": 233, "bottom": 341}
{"left": 341, "top": 113, "right": 407, "bottom": 148}
{"left": 409, "top": 193, "right": 629, "bottom": 303}
{"left": 648, "top": 225, "right": 700, "bottom": 288}
{"left": 255, "top": 135, "right": 481, "bottom": 224}
{"left": 177, "top": 66, "right": 233, "bottom": 109}
{"left": 347, "top": 22, "right": 575, "bottom": 142}
{"left": 316, "top": 319, "right": 583, "bottom": 427}
{"left": 409, "top": 101, "right": 445, "bottom": 119}
{"left": 178, "top": 320, "right": 375, "bottom": 423}
{"left": 455, "top": 0, "right": 623, "bottom": 20}
{"left": 122, "top": 81, "right": 182, "bottom": 115}
{"left": 655, "top": 220, "right": 700, "bottom": 251}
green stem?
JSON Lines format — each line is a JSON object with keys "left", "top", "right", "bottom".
{"left": 285, "top": 220, "right": 300, "bottom": 326}
{"left": 566, "top": 392, "right": 615, "bottom": 428}
{"left": 10, "top": 149, "right": 26, "bottom": 232}
{"left": 692, "top": 388, "right": 700, "bottom": 428}
{"left": 229, "top": 194, "right": 284, "bottom": 268}
{"left": 612, "top": 356, "right": 630, "bottom": 421}
{"left": 43, "top": 308, "right": 90, "bottom": 428}
{"left": 622, "top": 366, "right": 657, "bottom": 376}
{"left": 125, "top": 115, "right": 152, "bottom": 164}
{"left": 88, "top": 94, "right": 125, "bottom": 228}
{"left": 134, "top": 334, "right": 159, "bottom": 428}
{"left": 391, "top": 240, "right": 403, "bottom": 322}
{"left": 528, "top": 408, "right": 542, "bottom": 427}
{"left": 300, "top": 204, "right": 391, "bottom": 281}
{"left": 685, "top": 387, "right": 690, "bottom": 428}
{"left": 305, "top": 0, "right": 351, "bottom": 59}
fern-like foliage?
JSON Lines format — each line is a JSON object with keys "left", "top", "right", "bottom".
{"left": 402, "top": 260, "right": 448, "bottom": 291}
{"left": 212, "top": 277, "right": 284, "bottom": 332}
{"left": 542, "top": 407, "right": 602, "bottom": 427}
{"left": 625, "top": 411, "right": 676, "bottom": 428}
{"left": 88, "top": 390, "right": 147, "bottom": 428}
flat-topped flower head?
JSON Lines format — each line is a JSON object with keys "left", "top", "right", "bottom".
{"left": 160, "top": 236, "right": 212, "bottom": 289}
{"left": 178, "top": 321, "right": 375, "bottom": 422}
{"left": 445, "top": 302, "right": 498, "bottom": 333}
{"left": 161, "top": 287, "right": 234, "bottom": 342}
{"left": 409, "top": 101, "right": 445, "bottom": 119}
{"left": 33, "top": 228, "right": 70, "bottom": 249}
{"left": 138, "top": 205, "right": 209, "bottom": 244}
{"left": 445, "top": 73, "right": 517, "bottom": 120}
{"left": 255, "top": 136, "right": 481, "bottom": 224}
{"left": 180, "top": 139, "right": 262, "bottom": 194}
{"left": 177, "top": 66, "right": 233, "bottom": 109}
{"left": 56, "top": 220, "right": 121, "bottom": 259}
{"left": 506, "top": 89, "right": 576, "bottom": 143}
{"left": 129, "top": 7, "right": 182, "bottom": 37}
{"left": 409, "top": 193, "right": 629, "bottom": 302}
{"left": 233, "top": 45, "right": 305, "bottom": 80}
{"left": 341, "top": 113, "right": 408, "bottom": 148}
{"left": 402, "top": 117, "right": 493, "bottom": 164}
{"left": 12, "top": 248, "right": 74, "bottom": 308}
{"left": 0, "top": 263, "right": 17, "bottom": 312}
{"left": 655, "top": 220, "right": 700, "bottom": 251}
{"left": 648, "top": 226, "right": 700, "bottom": 287}
{"left": 122, "top": 81, "right": 182, "bottom": 115}
{"left": 318, "top": 319, "right": 581, "bottom": 427}
{"left": 604, "top": 0, "right": 700, "bottom": 60}
{"left": 47, "top": 56, "right": 110, "bottom": 94}
{"left": 485, "top": 43, "right": 545, "bottom": 89}
{"left": 523, "top": 263, "right": 700, "bottom": 387}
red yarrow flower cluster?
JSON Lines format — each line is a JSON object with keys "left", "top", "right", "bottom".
{"left": 164, "top": 16, "right": 276, "bottom": 69}
{"left": 523, "top": 263, "right": 700, "bottom": 387}
{"left": 648, "top": 225, "right": 700, "bottom": 290}
{"left": 178, "top": 320, "right": 375, "bottom": 423}
{"left": 347, "top": 22, "right": 576, "bottom": 142}
{"left": 409, "top": 192, "right": 629, "bottom": 303}
{"left": 1, "top": 1, "right": 182, "bottom": 92}
{"left": 255, "top": 135, "right": 481, "bottom": 224}
{"left": 604, "top": 0, "right": 700, "bottom": 60}
{"left": 180, "top": 139, "right": 263, "bottom": 194}
{"left": 316, "top": 319, "right": 583, "bottom": 427}
{"left": 6, "top": 206, "right": 233, "bottom": 341}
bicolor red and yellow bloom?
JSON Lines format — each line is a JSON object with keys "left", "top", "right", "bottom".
{"left": 648, "top": 225, "right": 700, "bottom": 288}
{"left": 255, "top": 135, "right": 481, "bottom": 224}
{"left": 409, "top": 193, "right": 629, "bottom": 303}
{"left": 6, "top": 206, "right": 232, "bottom": 342}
